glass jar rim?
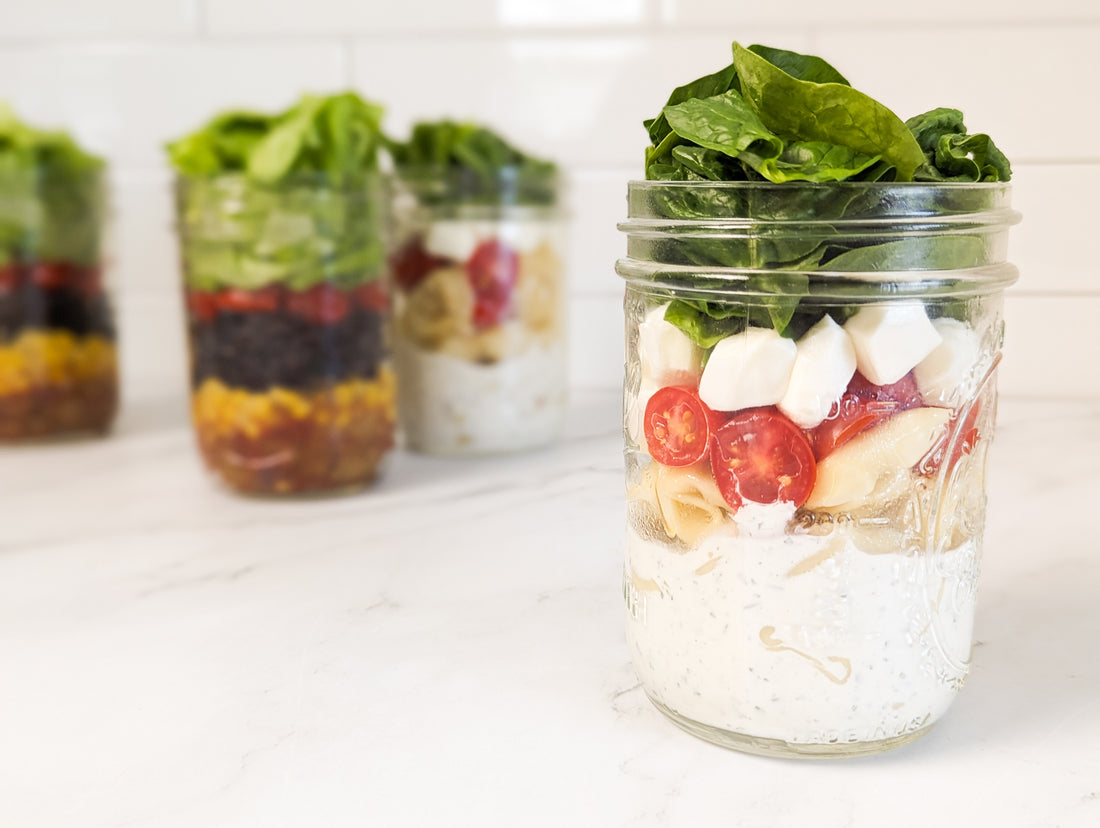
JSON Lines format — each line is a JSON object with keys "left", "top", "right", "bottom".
{"left": 172, "top": 169, "right": 388, "bottom": 191}
{"left": 392, "top": 164, "right": 560, "bottom": 210}
{"left": 622, "top": 178, "right": 1021, "bottom": 228}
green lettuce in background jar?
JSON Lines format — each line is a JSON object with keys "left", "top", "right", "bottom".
{"left": 387, "top": 121, "right": 568, "bottom": 456}
{"left": 168, "top": 92, "right": 395, "bottom": 496}
{"left": 0, "top": 105, "right": 116, "bottom": 440}
{"left": 618, "top": 42, "right": 1020, "bottom": 757}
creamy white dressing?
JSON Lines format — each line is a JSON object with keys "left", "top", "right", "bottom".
{"left": 624, "top": 502, "right": 979, "bottom": 747}
{"left": 394, "top": 337, "right": 567, "bottom": 455}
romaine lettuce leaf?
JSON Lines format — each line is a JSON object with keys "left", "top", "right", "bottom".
{"left": 167, "top": 93, "right": 388, "bottom": 290}
{"left": 0, "top": 104, "right": 105, "bottom": 266}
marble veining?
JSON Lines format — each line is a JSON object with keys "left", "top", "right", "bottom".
{"left": 0, "top": 390, "right": 1098, "bottom": 827}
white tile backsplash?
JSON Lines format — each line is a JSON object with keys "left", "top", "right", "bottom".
{"left": 1007, "top": 163, "right": 1097, "bottom": 294}
{"left": 814, "top": 27, "right": 1100, "bottom": 163}
{"left": 664, "top": 0, "right": 1099, "bottom": 25}
{"left": 1, "top": 6, "right": 1096, "bottom": 397}
{"left": 110, "top": 170, "right": 180, "bottom": 297}
{"left": 206, "top": 0, "right": 650, "bottom": 35}
{"left": 352, "top": 32, "right": 792, "bottom": 169}
{"left": 0, "top": 43, "right": 347, "bottom": 169}
{"left": 1000, "top": 294, "right": 1100, "bottom": 400}
{"left": 0, "top": 0, "right": 198, "bottom": 39}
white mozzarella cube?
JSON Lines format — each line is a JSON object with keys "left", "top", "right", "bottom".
{"left": 914, "top": 317, "right": 982, "bottom": 406}
{"left": 496, "top": 220, "right": 553, "bottom": 254}
{"left": 697, "top": 326, "right": 797, "bottom": 412}
{"left": 844, "top": 303, "right": 942, "bottom": 386}
{"left": 777, "top": 315, "right": 857, "bottom": 428}
{"left": 422, "top": 220, "right": 487, "bottom": 263}
{"left": 637, "top": 304, "right": 705, "bottom": 386}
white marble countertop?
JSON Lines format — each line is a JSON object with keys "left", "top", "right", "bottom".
{"left": 1, "top": 388, "right": 1098, "bottom": 827}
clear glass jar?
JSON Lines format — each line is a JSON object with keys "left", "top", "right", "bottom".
{"left": 390, "top": 167, "right": 568, "bottom": 455}
{"left": 174, "top": 173, "right": 395, "bottom": 496}
{"left": 0, "top": 168, "right": 117, "bottom": 440}
{"left": 617, "top": 180, "right": 1020, "bottom": 757}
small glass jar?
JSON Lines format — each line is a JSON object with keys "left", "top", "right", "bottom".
{"left": 0, "top": 168, "right": 118, "bottom": 440}
{"left": 618, "top": 181, "right": 1020, "bottom": 757}
{"left": 390, "top": 167, "right": 568, "bottom": 455}
{"left": 174, "top": 173, "right": 395, "bottom": 496}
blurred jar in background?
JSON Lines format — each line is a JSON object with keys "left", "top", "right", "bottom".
{"left": 389, "top": 121, "right": 568, "bottom": 455}
{"left": 168, "top": 94, "right": 396, "bottom": 496}
{"left": 0, "top": 106, "right": 117, "bottom": 440}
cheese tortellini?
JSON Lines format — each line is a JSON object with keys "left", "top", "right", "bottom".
{"left": 630, "top": 461, "right": 731, "bottom": 548}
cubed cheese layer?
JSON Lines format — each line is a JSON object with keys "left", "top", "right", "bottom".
{"left": 637, "top": 304, "right": 705, "bottom": 387}
{"left": 844, "top": 304, "right": 942, "bottom": 386}
{"left": 914, "top": 317, "right": 982, "bottom": 406}
{"left": 697, "top": 326, "right": 796, "bottom": 412}
{"left": 777, "top": 315, "right": 857, "bottom": 428}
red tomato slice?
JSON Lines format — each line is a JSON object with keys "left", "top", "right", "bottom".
{"left": 74, "top": 265, "right": 104, "bottom": 296}
{"left": 186, "top": 290, "right": 219, "bottom": 322}
{"left": 466, "top": 239, "right": 518, "bottom": 330}
{"left": 0, "top": 264, "right": 21, "bottom": 291}
{"left": 352, "top": 281, "right": 390, "bottom": 312}
{"left": 643, "top": 386, "right": 712, "bottom": 468}
{"left": 809, "top": 370, "right": 923, "bottom": 460}
{"left": 285, "top": 284, "right": 351, "bottom": 325}
{"left": 216, "top": 286, "right": 284, "bottom": 314}
{"left": 29, "top": 262, "right": 73, "bottom": 290}
{"left": 391, "top": 239, "right": 448, "bottom": 292}
{"left": 847, "top": 371, "right": 924, "bottom": 410}
{"left": 712, "top": 407, "right": 816, "bottom": 510}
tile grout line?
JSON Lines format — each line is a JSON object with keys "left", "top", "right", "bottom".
{"left": 192, "top": 0, "right": 207, "bottom": 39}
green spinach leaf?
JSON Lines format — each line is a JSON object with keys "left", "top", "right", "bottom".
{"left": 732, "top": 42, "right": 926, "bottom": 181}
{"left": 388, "top": 119, "right": 556, "bottom": 207}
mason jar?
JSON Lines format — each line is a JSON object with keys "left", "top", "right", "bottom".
{"left": 174, "top": 173, "right": 395, "bottom": 496}
{"left": 390, "top": 167, "right": 568, "bottom": 455}
{"left": 0, "top": 168, "right": 117, "bottom": 440}
{"left": 617, "top": 180, "right": 1020, "bottom": 757}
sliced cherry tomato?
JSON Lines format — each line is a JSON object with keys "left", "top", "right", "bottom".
{"left": 711, "top": 407, "right": 816, "bottom": 510}
{"left": 0, "top": 263, "right": 21, "bottom": 292}
{"left": 465, "top": 239, "right": 518, "bottom": 330}
{"left": 216, "top": 286, "right": 284, "bottom": 314}
{"left": 72, "top": 265, "right": 104, "bottom": 296}
{"left": 809, "top": 370, "right": 923, "bottom": 460}
{"left": 352, "top": 281, "right": 390, "bottom": 312}
{"left": 186, "top": 290, "right": 219, "bottom": 322}
{"left": 285, "top": 284, "right": 351, "bottom": 325}
{"left": 29, "top": 262, "right": 73, "bottom": 290}
{"left": 847, "top": 371, "right": 924, "bottom": 410}
{"left": 391, "top": 239, "right": 448, "bottom": 292}
{"left": 643, "top": 386, "right": 712, "bottom": 468}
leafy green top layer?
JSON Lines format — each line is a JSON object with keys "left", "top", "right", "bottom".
{"left": 637, "top": 42, "right": 1014, "bottom": 349}
{"left": 645, "top": 42, "right": 1010, "bottom": 185}
{"left": 388, "top": 120, "right": 557, "bottom": 206}
{"left": 166, "top": 92, "right": 385, "bottom": 183}
{"left": 0, "top": 104, "right": 106, "bottom": 266}
{"left": 167, "top": 93, "right": 389, "bottom": 291}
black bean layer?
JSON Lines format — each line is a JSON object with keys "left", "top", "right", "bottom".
{"left": 0, "top": 286, "right": 115, "bottom": 340}
{"left": 189, "top": 308, "right": 387, "bottom": 392}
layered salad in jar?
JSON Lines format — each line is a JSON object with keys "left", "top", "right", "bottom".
{"left": 168, "top": 94, "right": 395, "bottom": 495}
{"left": 0, "top": 106, "right": 116, "bottom": 439}
{"left": 387, "top": 121, "right": 567, "bottom": 455}
{"left": 621, "top": 43, "right": 1017, "bottom": 755}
